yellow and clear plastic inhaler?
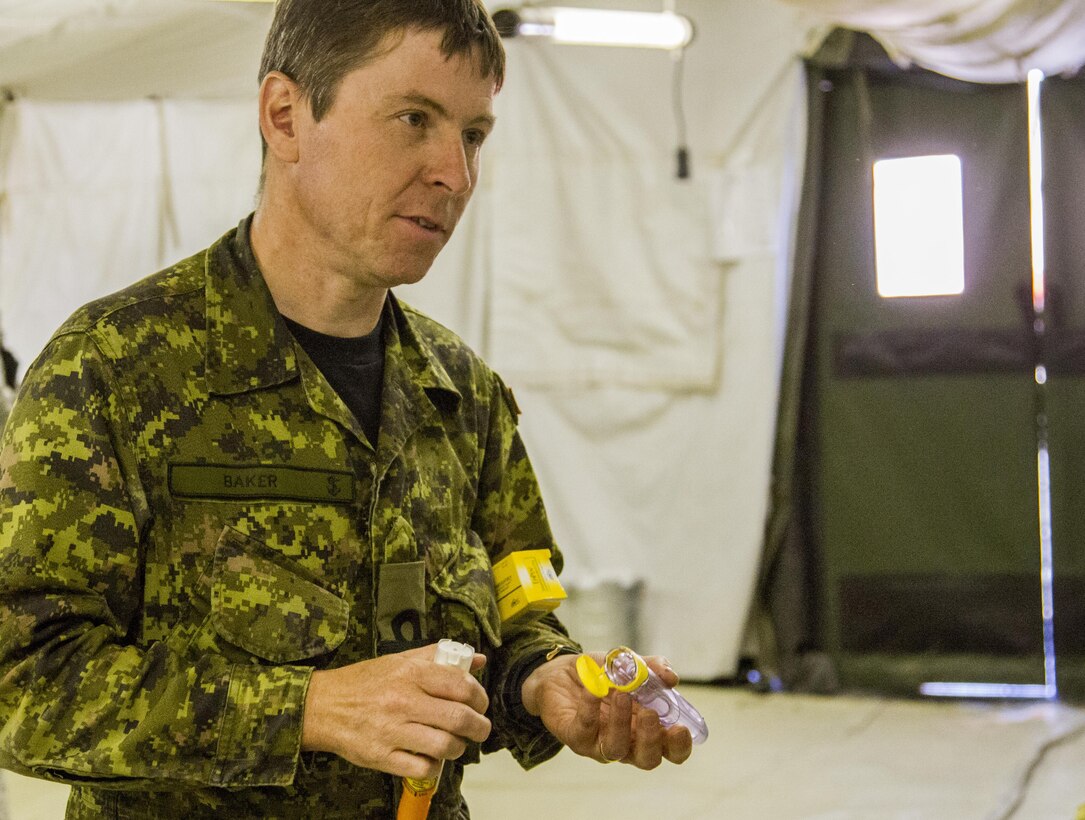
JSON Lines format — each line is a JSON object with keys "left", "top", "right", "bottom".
{"left": 576, "top": 646, "right": 708, "bottom": 745}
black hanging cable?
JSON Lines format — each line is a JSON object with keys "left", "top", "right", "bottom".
{"left": 672, "top": 46, "right": 690, "bottom": 179}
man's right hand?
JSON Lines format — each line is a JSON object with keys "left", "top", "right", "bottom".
{"left": 300, "top": 644, "right": 491, "bottom": 780}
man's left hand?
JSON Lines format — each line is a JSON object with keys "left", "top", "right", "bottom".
{"left": 520, "top": 653, "right": 694, "bottom": 769}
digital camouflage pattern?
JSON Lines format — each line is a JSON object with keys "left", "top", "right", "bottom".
{"left": 0, "top": 218, "right": 578, "bottom": 819}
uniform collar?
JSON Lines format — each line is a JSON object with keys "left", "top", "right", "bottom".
{"left": 203, "top": 216, "right": 462, "bottom": 415}
{"left": 204, "top": 216, "right": 298, "bottom": 396}
{"left": 384, "top": 295, "right": 461, "bottom": 403}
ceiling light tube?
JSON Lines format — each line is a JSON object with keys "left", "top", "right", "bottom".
{"left": 493, "top": 7, "right": 695, "bottom": 50}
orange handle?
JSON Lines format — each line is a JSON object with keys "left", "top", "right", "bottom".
{"left": 396, "top": 784, "right": 436, "bottom": 820}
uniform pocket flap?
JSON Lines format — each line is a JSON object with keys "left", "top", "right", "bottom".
{"left": 211, "top": 527, "right": 350, "bottom": 663}
{"left": 429, "top": 530, "right": 502, "bottom": 649}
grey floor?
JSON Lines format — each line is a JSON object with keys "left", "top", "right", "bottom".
{"left": 5, "top": 687, "right": 1085, "bottom": 819}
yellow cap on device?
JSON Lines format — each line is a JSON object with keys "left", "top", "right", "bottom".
{"left": 575, "top": 647, "right": 649, "bottom": 698}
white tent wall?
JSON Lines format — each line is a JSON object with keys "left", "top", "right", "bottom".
{"left": 0, "top": 99, "right": 165, "bottom": 369}
{"left": 437, "top": 10, "right": 810, "bottom": 678}
{"left": 0, "top": 1, "right": 273, "bottom": 99}
{"left": 0, "top": 0, "right": 815, "bottom": 681}
{"left": 781, "top": 0, "right": 1085, "bottom": 83}
{"left": 0, "top": 97, "right": 262, "bottom": 375}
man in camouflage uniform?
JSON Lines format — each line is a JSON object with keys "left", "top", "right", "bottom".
{"left": 0, "top": 1, "right": 693, "bottom": 817}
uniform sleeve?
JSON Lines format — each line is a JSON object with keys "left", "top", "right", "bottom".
{"left": 471, "top": 372, "right": 582, "bottom": 769}
{"left": 0, "top": 331, "right": 311, "bottom": 789}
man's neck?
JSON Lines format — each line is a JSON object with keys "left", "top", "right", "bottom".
{"left": 250, "top": 203, "right": 387, "bottom": 338}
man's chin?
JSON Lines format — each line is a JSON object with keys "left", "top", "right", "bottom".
{"left": 389, "top": 254, "right": 444, "bottom": 287}
{"left": 390, "top": 268, "right": 434, "bottom": 289}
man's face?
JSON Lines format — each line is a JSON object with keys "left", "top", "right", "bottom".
{"left": 290, "top": 27, "right": 497, "bottom": 289}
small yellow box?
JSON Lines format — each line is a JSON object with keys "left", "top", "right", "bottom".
{"left": 492, "top": 549, "right": 567, "bottom": 623}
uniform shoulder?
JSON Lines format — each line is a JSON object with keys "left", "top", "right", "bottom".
{"left": 51, "top": 249, "right": 206, "bottom": 342}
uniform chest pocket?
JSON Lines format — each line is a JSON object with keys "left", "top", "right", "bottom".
{"left": 211, "top": 527, "right": 350, "bottom": 663}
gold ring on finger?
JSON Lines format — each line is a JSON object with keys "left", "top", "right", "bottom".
{"left": 598, "top": 738, "right": 621, "bottom": 764}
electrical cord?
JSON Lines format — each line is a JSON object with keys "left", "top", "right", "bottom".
{"left": 672, "top": 45, "right": 690, "bottom": 179}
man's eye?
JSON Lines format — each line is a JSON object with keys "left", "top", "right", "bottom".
{"left": 464, "top": 129, "right": 487, "bottom": 147}
{"left": 400, "top": 112, "right": 426, "bottom": 127}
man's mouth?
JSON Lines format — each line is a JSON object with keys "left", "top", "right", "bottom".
{"left": 406, "top": 216, "right": 443, "bottom": 232}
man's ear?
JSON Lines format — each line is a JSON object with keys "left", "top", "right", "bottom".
{"left": 259, "top": 71, "right": 303, "bottom": 164}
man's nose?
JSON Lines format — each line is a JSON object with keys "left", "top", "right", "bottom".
{"left": 428, "top": 134, "right": 473, "bottom": 197}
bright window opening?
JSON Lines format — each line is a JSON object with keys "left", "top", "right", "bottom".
{"left": 873, "top": 154, "right": 964, "bottom": 298}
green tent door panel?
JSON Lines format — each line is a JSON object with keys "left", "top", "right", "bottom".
{"left": 809, "top": 61, "right": 1044, "bottom": 693}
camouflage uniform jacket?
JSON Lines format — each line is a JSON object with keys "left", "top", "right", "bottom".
{"left": 0, "top": 221, "right": 579, "bottom": 819}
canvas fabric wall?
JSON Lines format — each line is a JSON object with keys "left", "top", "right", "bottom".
{"left": 781, "top": 0, "right": 1085, "bottom": 82}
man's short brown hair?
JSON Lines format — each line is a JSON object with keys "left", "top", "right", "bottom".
{"left": 259, "top": 0, "right": 505, "bottom": 123}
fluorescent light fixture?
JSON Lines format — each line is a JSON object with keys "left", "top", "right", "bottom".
{"left": 493, "top": 7, "right": 695, "bottom": 50}
{"left": 872, "top": 154, "right": 965, "bottom": 298}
